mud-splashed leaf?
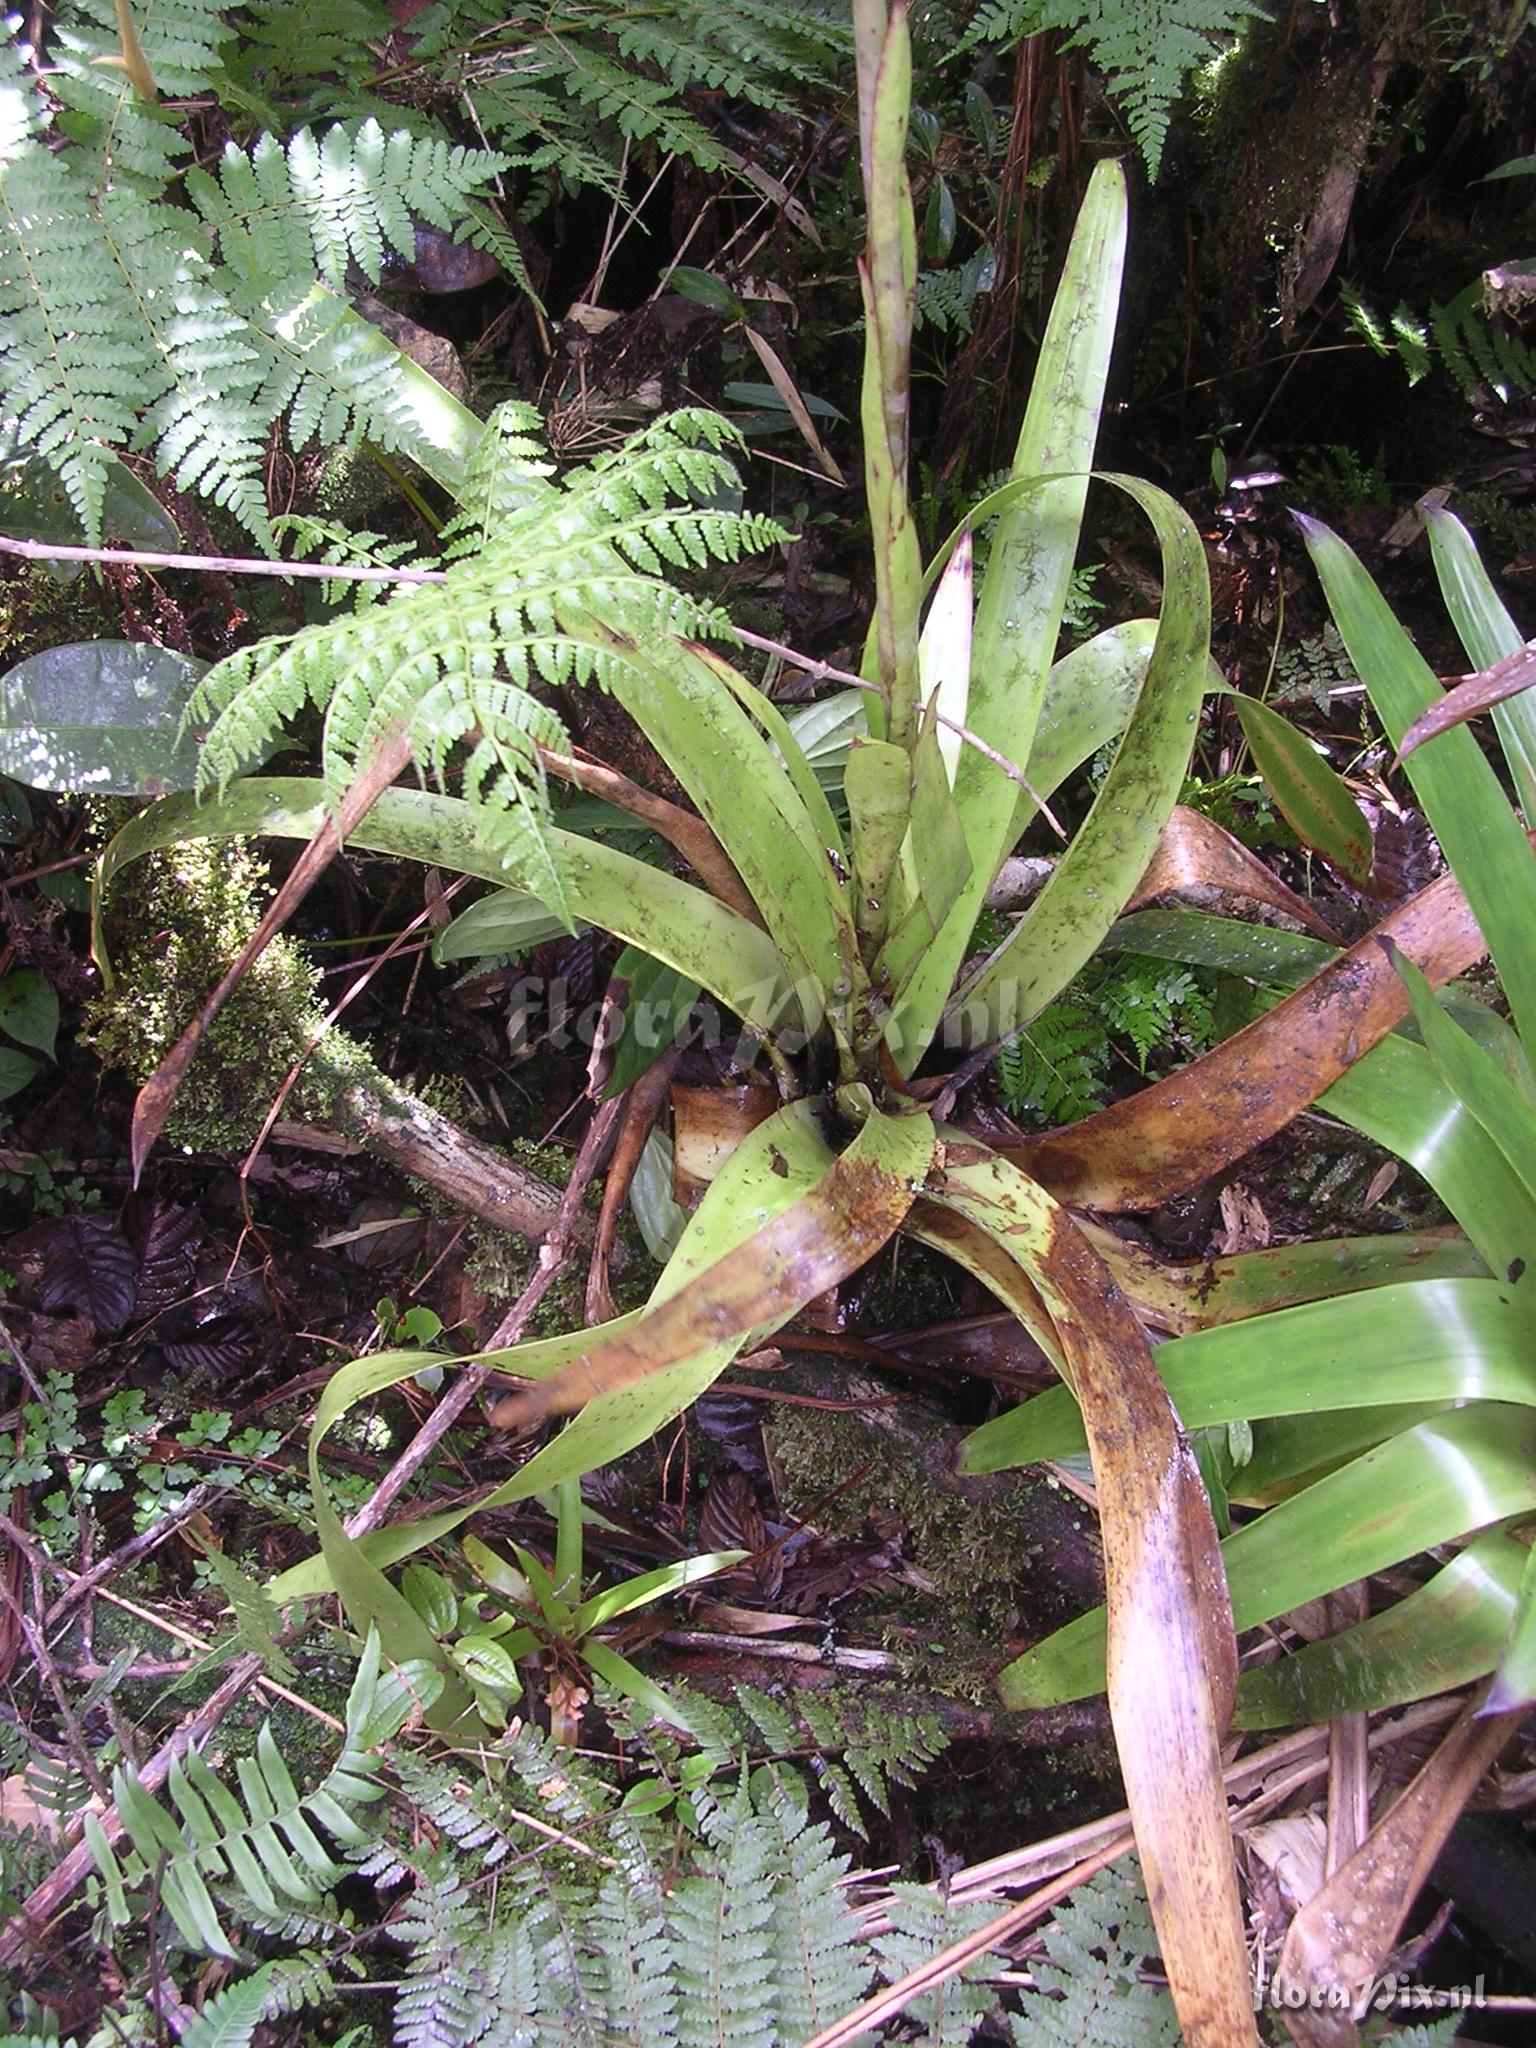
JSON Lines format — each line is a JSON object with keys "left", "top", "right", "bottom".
{"left": 912, "top": 1146, "right": 1257, "bottom": 2048}
{"left": 484, "top": 1102, "right": 932, "bottom": 1434}
{"left": 1275, "top": 1688, "right": 1523, "bottom": 2030}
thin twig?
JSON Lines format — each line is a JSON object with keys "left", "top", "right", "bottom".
{"left": 43, "top": 1484, "right": 217, "bottom": 1629}
{"left": 0, "top": 531, "right": 445, "bottom": 583}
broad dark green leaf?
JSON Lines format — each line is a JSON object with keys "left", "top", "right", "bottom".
{"left": 0, "top": 641, "right": 210, "bottom": 794}
{"left": 1225, "top": 689, "right": 1372, "bottom": 884}
{"left": 0, "top": 969, "right": 57, "bottom": 1057}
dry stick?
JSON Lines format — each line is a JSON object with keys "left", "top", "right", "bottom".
{"left": 804, "top": 1843, "right": 1132, "bottom": 2048}
{"left": 0, "top": 1650, "right": 265, "bottom": 1970}
{"left": 586, "top": 1049, "right": 679, "bottom": 1324}
{"left": 0, "top": 532, "right": 444, "bottom": 583}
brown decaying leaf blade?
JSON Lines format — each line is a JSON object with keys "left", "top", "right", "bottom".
{"left": 1128, "top": 803, "right": 1339, "bottom": 941}
{"left": 1017, "top": 860, "right": 1486, "bottom": 1213}
{"left": 916, "top": 1157, "right": 1258, "bottom": 2048}
{"left": 130, "top": 731, "right": 413, "bottom": 1184}
{"left": 1274, "top": 1686, "right": 1523, "bottom": 2045}
{"left": 1395, "top": 636, "right": 1536, "bottom": 765}
{"left": 485, "top": 1146, "right": 920, "bottom": 1432}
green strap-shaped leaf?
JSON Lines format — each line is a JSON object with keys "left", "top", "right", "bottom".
{"left": 963, "top": 1277, "right": 1536, "bottom": 1469}
{"left": 599, "top": 638, "right": 862, "bottom": 1046}
{"left": 1220, "top": 688, "right": 1373, "bottom": 884}
{"left": 999, "top": 1403, "right": 1536, "bottom": 1707}
{"left": 1301, "top": 513, "right": 1536, "bottom": 1056}
{"left": 1489, "top": 1534, "right": 1536, "bottom": 1712}
{"left": 1393, "top": 946, "right": 1536, "bottom": 1209}
{"left": 886, "top": 160, "right": 1127, "bottom": 1072}
{"left": 1427, "top": 506, "right": 1536, "bottom": 818}
{"left": 1234, "top": 1531, "right": 1526, "bottom": 1729}
{"left": 939, "top": 474, "right": 1211, "bottom": 1049}
{"left": 94, "top": 779, "right": 804, "bottom": 1038}
{"left": 273, "top": 1101, "right": 930, "bottom": 1606}
{"left": 1323, "top": 1033, "right": 1536, "bottom": 1277}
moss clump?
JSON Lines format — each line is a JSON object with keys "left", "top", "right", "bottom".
{"left": 767, "top": 1386, "right": 1099, "bottom": 1703}
{"left": 87, "top": 839, "right": 332, "bottom": 1151}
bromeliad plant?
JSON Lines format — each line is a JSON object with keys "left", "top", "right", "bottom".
{"left": 101, "top": 6, "right": 1268, "bottom": 2040}
{"left": 971, "top": 505, "right": 1536, "bottom": 1739}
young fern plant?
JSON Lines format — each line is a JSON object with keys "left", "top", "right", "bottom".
{"left": 188, "top": 403, "right": 786, "bottom": 916}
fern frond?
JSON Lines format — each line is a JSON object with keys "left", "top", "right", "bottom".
{"left": 958, "top": 0, "right": 1263, "bottom": 175}
{"left": 230, "top": 0, "right": 395, "bottom": 101}
{"left": 189, "top": 407, "right": 781, "bottom": 914}
{"left": 187, "top": 121, "right": 510, "bottom": 292}
{"left": 0, "top": 146, "right": 163, "bottom": 536}
{"left": 49, "top": 0, "right": 240, "bottom": 180}
{"left": 874, "top": 1884, "right": 1002, "bottom": 2047}
{"left": 1009, "top": 1858, "right": 1180, "bottom": 2046}
{"left": 391, "top": 1854, "right": 497, "bottom": 2048}
{"left": 992, "top": 1000, "right": 1108, "bottom": 1125}
{"left": 87, "top": 1629, "right": 406, "bottom": 1958}
{"left": 669, "top": 1775, "right": 779, "bottom": 2048}
{"left": 178, "top": 1966, "right": 276, "bottom": 2048}
{"left": 753, "top": 1768, "right": 870, "bottom": 2038}
{"left": 0, "top": 24, "right": 44, "bottom": 165}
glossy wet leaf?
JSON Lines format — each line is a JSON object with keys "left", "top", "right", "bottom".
{"left": 1488, "top": 1536, "right": 1536, "bottom": 1712}
{"left": 1427, "top": 505, "right": 1536, "bottom": 816}
{"left": 963, "top": 1277, "right": 1536, "bottom": 1469}
{"left": 1224, "top": 689, "right": 1373, "bottom": 884}
{"left": 1392, "top": 945, "right": 1536, "bottom": 1208}
{"left": 1301, "top": 513, "right": 1536, "bottom": 1056}
{"left": 1322, "top": 1033, "right": 1536, "bottom": 1276}
{"left": 0, "top": 641, "right": 210, "bottom": 794}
